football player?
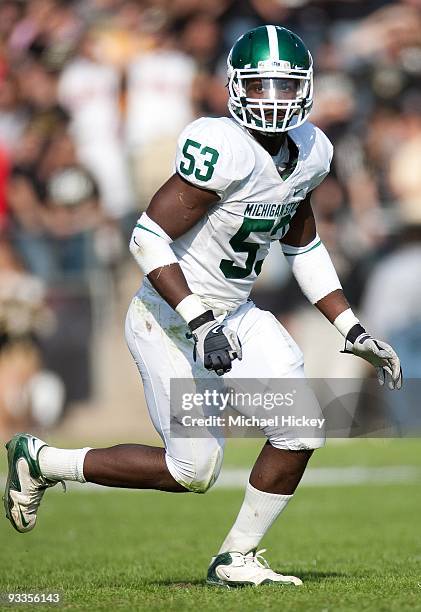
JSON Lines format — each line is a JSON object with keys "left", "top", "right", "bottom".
{"left": 4, "top": 26, "right": 402, "bottom": 587}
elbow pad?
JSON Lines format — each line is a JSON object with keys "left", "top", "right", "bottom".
{"left": 129, "top": 213, "right": 178, "bottom": 276}
{"left": 281, "top": 234, "right": 342, "bottom": 304}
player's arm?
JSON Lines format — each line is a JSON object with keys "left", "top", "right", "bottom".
{"left": 129, "top": 172, "right": 241, "bottom": 376}
{"left": 280, "top": 195, "right": 402, "bottom": 389}
{"left": 140, "top": 172, "right": 217, "bottom": 309}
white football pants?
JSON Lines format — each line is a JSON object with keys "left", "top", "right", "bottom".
{"left": 125, "top": 281, "right": 325, "bottom": 493}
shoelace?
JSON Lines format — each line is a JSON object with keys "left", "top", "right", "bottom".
{"left": 244, "top": 549, "right": 270, "bottom": 569}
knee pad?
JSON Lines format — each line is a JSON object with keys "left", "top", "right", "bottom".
{"left": 165, "top": 439, "right": 224, "bottom": 494}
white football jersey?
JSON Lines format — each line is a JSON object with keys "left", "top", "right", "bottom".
{"left": 171, "top": 116, "right": 333, "bottom": 312}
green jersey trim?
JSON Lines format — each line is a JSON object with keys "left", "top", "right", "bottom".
{"left": 283, "top": 239, "right": 321, "bottom": 256}
{"left": 136, "top": 223, "right": 162, "bottom": 238}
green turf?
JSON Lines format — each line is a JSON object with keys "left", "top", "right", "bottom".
{"left": 1, "top": 439, "right": 421, "bottom": 610}
{"left": 1, "top": 483, "right": 420, "bottom": 611}
{"left": 224, "top": 437, "right": 421, "bottom": 468}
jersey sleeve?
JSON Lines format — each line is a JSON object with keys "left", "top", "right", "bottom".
{"left": 306, "top": 127, "right": 334, "bottom": 192}
{"left": 175, "top": 117, "right": 255, "bottom": 197}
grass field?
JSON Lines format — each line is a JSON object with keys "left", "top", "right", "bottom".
{"left": 1, "top": 439, "right": 421, "bottom": 611}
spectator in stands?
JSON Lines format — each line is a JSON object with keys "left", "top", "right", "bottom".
{"left": 126, "top": 28, "right": 197, "bottom": 211}
{"left": 0, "top": 236, "right": 64, "bottom": 438}
{"left": 57, "top": 28, "right": 136, "bottom": 229}
{"left": 361, "top": 101, "right": 421, "bottom": 432}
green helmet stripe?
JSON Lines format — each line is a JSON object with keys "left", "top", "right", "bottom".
{"left": 230, "top": 26, "right": 311, "bottom": 71}
{"left": 266, "top": 25, "right": 279, "bottom": 61}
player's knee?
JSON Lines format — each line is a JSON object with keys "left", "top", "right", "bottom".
{"left": 165, "top": 443, "right": 224, "bottom": 494}
{"left": 269, "top": 436, "right": 326, "bottom": 451}
{"left": 188, "top": 443, "right": 224, "bottom": 493}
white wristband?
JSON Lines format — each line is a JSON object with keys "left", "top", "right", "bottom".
{"left": 129, "top": 213, "right": 178, "bottom": 276}
{"left": 282, "top": 235, "right": 342, "bottom": 304}
{"left": 333, "top": 308, "right": 360, "bottom": 338}
{"left": 175, "top": 294, "right": 207, "bottom": 324}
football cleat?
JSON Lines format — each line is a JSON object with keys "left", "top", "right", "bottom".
{"left": 3, "top": 433, "right": 63, "bottom": 533}
{"left": 206, "top": 549, "right": 303, "bottom": 588}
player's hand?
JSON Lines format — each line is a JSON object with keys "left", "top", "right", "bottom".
{"left": 187, "top": 310, "right": 242, "bottom": 376}
{"left": 342, "top": 325, "right": 402, "bottom": 390}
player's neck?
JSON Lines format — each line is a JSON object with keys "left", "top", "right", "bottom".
{"left": 248, "top": 129, "right": 288, "bottom": 156}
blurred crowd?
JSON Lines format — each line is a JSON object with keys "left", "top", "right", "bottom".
{"left": 0, "top": 0, "right": 420, "bottom": 435}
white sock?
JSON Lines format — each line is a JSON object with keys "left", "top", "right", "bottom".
{"left": 218, "top": 482, "right": 293, "bottom": 555}
{"left": 38, "top": 446, "right": 92, "bottom": 483}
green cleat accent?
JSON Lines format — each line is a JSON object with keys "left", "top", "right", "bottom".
{"left": 206, "top": 549, "right": 303, "bottom": 588}
{"left": 3, "top": 433, "right": 60, "bottom": 533}
{"left": 207, "top": 553, "right": 253, "bottom": 588}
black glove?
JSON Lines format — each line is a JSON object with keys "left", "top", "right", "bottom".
{"left": 187, "top": 310, "right": 242, "bottom": 376}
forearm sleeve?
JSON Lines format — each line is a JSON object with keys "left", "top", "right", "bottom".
{"left": 129, "top": 213, "right": 178, "bottom": 275}
{"left": 281, "top": 234, "right": 342, "bottom": 304}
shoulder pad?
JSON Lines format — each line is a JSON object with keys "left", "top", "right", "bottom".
{"left": 291, "top": 123, "right": 333, "bottom": 191}
{"left": 175, "top": 117, "right": 255, "bottom": 195}
{"left": 313, "top": 126, "right": 333, "bottom": 171}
